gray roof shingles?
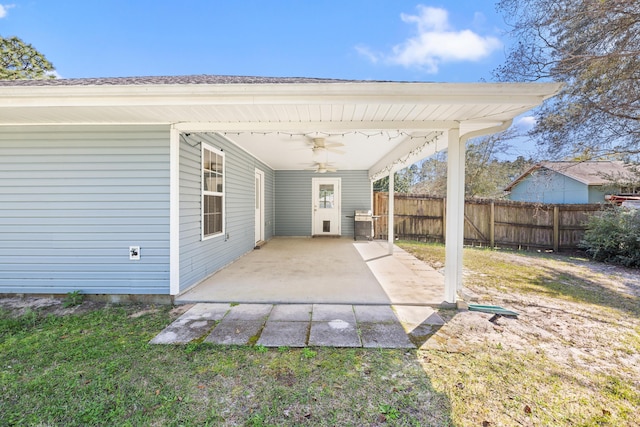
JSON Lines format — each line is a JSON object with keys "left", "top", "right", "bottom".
{"left": 0, "top": 74, "right": 372, "bottom": 87}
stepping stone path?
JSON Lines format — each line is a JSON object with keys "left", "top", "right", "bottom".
{"left": 151, "top": 303, "right": 446, "bottom": 349}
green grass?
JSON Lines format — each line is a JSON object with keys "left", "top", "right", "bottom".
{"left": 0, "top": 305, "right": 452, "bottom": 426}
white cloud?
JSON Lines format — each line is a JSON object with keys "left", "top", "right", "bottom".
{"left": 354, "top": 44, "right": 381, "bottom": 64}
{"left": 358, "top": 5, "right": 502, "bottom": 74}
{"left": 0, "top": 4, "right": 15, "bottom": 19}
{"left": 515, "top": 115, "right": 536, "bottom": 130}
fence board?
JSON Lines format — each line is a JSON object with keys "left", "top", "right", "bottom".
{"left": 373, "top": 192, "right": 604, "bottom": 251}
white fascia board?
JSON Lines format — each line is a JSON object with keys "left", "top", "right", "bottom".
{"left": 0, "top": 82, "right": 563, "bottom": 108}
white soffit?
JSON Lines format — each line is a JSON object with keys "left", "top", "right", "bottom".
{"left": 0, "top": 80, "right": 562, "bottom": 176}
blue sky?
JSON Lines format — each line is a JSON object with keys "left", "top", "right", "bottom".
{"left": 1, "top": 1, "right": 508, "bottom": 82}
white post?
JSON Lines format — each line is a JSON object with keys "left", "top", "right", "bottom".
{"left": 388, "top": 171, "right": 395, "bottom": 255}
{"left": 444, "top": 128, "right": 464, "bottom": 303}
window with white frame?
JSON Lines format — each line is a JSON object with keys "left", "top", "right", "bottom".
{"left": 202, "top": 144, "right": 224, "bottom": 239}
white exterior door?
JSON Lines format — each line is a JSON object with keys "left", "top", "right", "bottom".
{"left": 255, "top": 169, "right": 265, "bottom": 244}
{"left": 312, "top": 177, "right": 341, "bottom": 236}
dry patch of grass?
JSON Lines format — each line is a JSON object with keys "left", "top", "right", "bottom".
{"left": 398, "top": 241, "right": 640, "bottom": 427}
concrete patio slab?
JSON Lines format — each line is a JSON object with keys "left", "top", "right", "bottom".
{"left": 176, "top": 238, "right": 447, "bottom": 306}
{"left": 177, "top": 238, "right": 393, "bottom": 304}
{"left": 359, "top": 322, "right": 415, "bottom": 349}
{"left": 308, "top": 321, "right": 361, "bottom": 347}
{"left": 204, "top": 320, "right": 265, "bottom": 345}
{"left": 257, "top": 321, "right": 309, "bottom": 347}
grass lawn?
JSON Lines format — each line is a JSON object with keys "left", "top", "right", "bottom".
{"left": 1, "top": 304, "right": 451, "bottom": 426}
{"left": 1, "top": 242, "right": 639, "bottom": 426}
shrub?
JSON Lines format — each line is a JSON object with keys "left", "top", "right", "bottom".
{"left": 580, "top": 206, "right": 640, "bottom": 267}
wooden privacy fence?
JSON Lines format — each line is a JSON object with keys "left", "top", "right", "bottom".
{"left": 373, "top": 192, "right": 605, "bottom": 251}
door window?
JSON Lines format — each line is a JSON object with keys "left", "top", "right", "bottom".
{"left": 318, "top": 184, "right": 334, "bottom": 208}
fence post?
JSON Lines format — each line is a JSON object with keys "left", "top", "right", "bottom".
{"left": 490, "top": 201, "right": 495, "bottom": 248}
{"left": 553, "top": 206, "right": 559, "bottom": 252}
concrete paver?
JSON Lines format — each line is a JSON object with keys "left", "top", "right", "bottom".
{"left": 150, "top": 302, "right": 448, "bottom": 348}
{"left": 308, "top": 320, "right": 362, "bottom": 347}
{"left": 353, "top": 305, "right": 398, "bottom": 323}
{"left": 204, "top": 320, "right": 265, "bottom": 345}
{"left": 359, "top": 322, "right": 415, "bottom": 348}
{"left": 311, "top": 304, "right": 356, "bottom": 323}
{"left": 268, "top": 304, "right": 312, "bottom": 321}
{"left": 257, "top": 320, "right": 309, "bottom": 347}
{"left": 149, "top": 303, "right": 229, "bottom": 344}
{"left": 223, "top": 304, "right": 272, "bottom": 321}
{"left": 179, "top": 303, "right": 231, "bottom": 320}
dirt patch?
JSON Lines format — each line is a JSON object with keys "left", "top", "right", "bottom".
{"left": 0, "top": 297, "right": 106, "bottom": 317}
{"left": 428, "top": 252, "right": 640, "bottom": 385}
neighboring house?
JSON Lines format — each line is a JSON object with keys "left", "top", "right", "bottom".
{"left": 0, "top": 75, "right": 560, "bottom": 303}
{"left": 505, "top": 161, "right": 637, "bottom": 204}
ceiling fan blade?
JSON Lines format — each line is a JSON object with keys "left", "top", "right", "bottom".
{"left": 325, "top": 141, "right": 345, "bottom": 148}
{"left": 326, "top": 147, "right": 345, "bottom": 155}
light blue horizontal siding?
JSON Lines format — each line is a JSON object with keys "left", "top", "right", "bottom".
{"left": 340, "top": 171, "right": 373, "bottom": 236}
{"left": 509, "top": 172, "right": 590, "bottom": 204}
{"left": 588, "top": 186, "right": 607, "bottom": 203}
{"left": 275, "top": 170, "right": 371, "bottom": 236}
{"left": 274, "top": 171, "right": 312, "bottom": 236}
{"left": 179, "top": 132, "right": 275, "bottom": 293}
{"left": 0, "top": 125, "right": 171, "bottom": 295}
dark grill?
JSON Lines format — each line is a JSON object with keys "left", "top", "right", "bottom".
{"left": 353, "top": 210, "right": 373, "bottom": 241}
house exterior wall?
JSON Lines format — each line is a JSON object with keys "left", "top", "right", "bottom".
{"left": 588, "top": 186, "right": 608, "bottom": 203}
{"left": 0, "top": 125, "right": 171, "bottom": 294}
{"left": 508, "top": 171, "right": 590, "bottom": 204}
{"left": 274, "top": 170, "right": 371, "bottom": 236}
{"left": 178, "top": 132, "right": 275, "bottom": 293}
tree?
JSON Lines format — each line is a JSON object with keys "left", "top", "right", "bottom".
{"left": 1, "top": 36, "right": 55, "bottom": 79}
{"left": 411, "top": 129, "right": 534, "bottom": 198}
{"left": 495, "top": 0, "right": 639, "bottom": 160}
{"left": 373, "top": 168, "right": 415, "bottom": 193}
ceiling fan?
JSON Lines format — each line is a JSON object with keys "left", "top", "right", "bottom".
{"left": 309, "top": 137, "right": 345, "bottom": 155}
{"left": 306, "top": 162, "right": 337, "bottom": 173}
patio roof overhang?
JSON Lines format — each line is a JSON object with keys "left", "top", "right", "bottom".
{"left": 0, "top": 78, "right": 562, "bottom": 180}
{"left": 0, "top": 76, "right": 562, "bottom": 303}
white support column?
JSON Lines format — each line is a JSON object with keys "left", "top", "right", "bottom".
{"left": 387, "top": 171, "right": 395, "bottom": 255}
{"left": 169, "top": 126, "right": 180, "bottom": 295}
{"left": 444, "top": 128, "right": 464, "bottom": 303}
